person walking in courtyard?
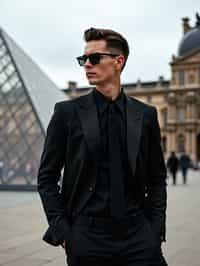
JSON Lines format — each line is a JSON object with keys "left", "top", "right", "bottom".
{"left": 167, "top": 151, "right": 179, "bottom": 185}
{"left": 179, "top": 152, "right": 191, "bottom": 184}
{"left": 0, "top": 161, "right": 4, "bottom": 183}
{"left": 37, "top": 27, "right": 168, "bottom": 266}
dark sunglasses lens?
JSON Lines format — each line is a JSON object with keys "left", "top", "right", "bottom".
{"left": 89, "top": 54, "right": 101, "bottom": 65}
{"left": 77, "top": 56, "right": 86, "bottom": 66}
{"left": 77, "top": 54, "right": 101, "bottom": 66}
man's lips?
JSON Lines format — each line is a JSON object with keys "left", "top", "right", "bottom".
{"left": 86, "top": 72, "right": 96, "bottom": 77}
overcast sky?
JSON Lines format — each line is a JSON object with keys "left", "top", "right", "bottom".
{"left": 0, "top": 0, "right": 199, "bottom": 88}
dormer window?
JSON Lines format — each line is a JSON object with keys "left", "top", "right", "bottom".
{"left": 179, "top": 70, "right": 185, "bottom": 85}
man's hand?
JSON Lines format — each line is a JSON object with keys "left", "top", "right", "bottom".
{"left": 61, "top": 240, "right": 66, "bottom": 249}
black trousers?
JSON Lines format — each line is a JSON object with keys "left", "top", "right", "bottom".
{"left": 170, "top": 170, "right": 177, "bottom": 185}
{"left": 65, "top": 211, "right": 168, "bottom": 266}
{"left": 181, "top": 167, "right": 188, "bottom": 184}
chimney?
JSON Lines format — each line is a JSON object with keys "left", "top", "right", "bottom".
{"left": 157, "top": 75, "right": 164, "bottom": 87}
{"left": 182, "top": 17, "right": 191, "bottom": 34}
{"left": 136, "top": 78, "right": 141, "bottom": 89}
{"left": 159, "top": 75, "right": 164, "bottom": 82}
{"left": 171, "top": 54, "right": 176, "bottom": 62}
{"left": 68, "top": 81, "right": 77, "bottom": 91}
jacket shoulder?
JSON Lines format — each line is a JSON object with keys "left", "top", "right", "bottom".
{"left": 54, "top": 96, "right": 81, "bottom": 113}
{"left": 55, "top": 91, "right": 93, "bottom": 109}
{"left": 128, "top": 96, "right": 156, "bottom": 115}
{"left": 54, "top": 98, "right": 75, "bottom": 109}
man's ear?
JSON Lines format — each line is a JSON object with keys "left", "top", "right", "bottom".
{"left": 115, "top": 55, "right": 125, "bottom": 71}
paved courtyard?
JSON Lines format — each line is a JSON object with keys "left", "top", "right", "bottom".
{"left": 0, "top": 169, "right": 199, "bottom": 266}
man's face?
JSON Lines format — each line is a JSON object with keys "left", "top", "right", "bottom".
{"left": 83, "top": 40, "right": 121, "bottom": 86}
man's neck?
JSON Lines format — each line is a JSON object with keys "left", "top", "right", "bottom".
{"left": 95, "top": 83, "right": 121, "bottom": 101}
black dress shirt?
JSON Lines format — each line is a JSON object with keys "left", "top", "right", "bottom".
{"left": 82, "top": 88, "right": 140, "bottom": 217}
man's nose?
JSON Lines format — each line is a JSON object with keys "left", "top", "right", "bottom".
{"left": 84, "top": 58, "right": 92, "bottom": 67}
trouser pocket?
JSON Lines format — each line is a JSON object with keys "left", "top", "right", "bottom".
{"left": 143, "top": 216, "right": 158, "bottom": 253}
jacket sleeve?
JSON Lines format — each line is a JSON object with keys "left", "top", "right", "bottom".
{"left": 37, "top": 102, "right": 71, "bottom": 246}
{"left": 146, "top": 107, "right": 167, "bottom": 243}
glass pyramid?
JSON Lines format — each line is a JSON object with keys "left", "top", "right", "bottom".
{"left": 0, "top": 27, "right": 68, "bottom": 189}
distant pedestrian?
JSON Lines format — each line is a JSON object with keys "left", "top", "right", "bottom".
{"left": 179, "top": 152, "right": 191, "bottom": 184}
{"left": 25, "top": 160, "right": 34, "bottom": 184}
{"left": 0, "top": 161, "right": 4, "bottom": 183}
{"left": 167, "top": 151, "right": 179, "bottom": 185}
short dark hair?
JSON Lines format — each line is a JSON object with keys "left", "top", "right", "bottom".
{"left": 83, "top": 27, "right": 129, "bottom": 71}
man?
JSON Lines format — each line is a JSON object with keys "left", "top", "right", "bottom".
{"left": 0, "top": 161, "right": 4, "bottom": 183}
{"left": 37, "top": 28, "right": 167, "bottom": 266}
{"left": 179, "top": 152, "right": 191, "bottom": 185}
{"left": 167, "top": 151, "right": 179, "bottom": 185}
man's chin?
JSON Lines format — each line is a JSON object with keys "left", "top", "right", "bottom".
{"left": 88, "top": 79, "right": 98, "bottom": 85}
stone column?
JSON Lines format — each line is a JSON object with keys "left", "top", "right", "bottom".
{"left": 168, "top": 104, "right": 176, "bottom": 122}
{"left": 167, "top": 128, "right": 176, "bottom": 155}
{"left": 191, "top": 103, "right": 196, "bottom": 121}
{"left": 166, "top": 92, "right": 177, "bottom": 156}
{"left": 186, "top": 91, "right": 196, "bottom": 122}
{"left": 167, "top": 92, "right": 176, "bottom": 123}
{"left": 185, "top": 91, "right": 197, "bottom": 161}
{"left": 191, "top": 131, "right": 197, "bottom": 162}
{"left": 186, "top": 103, "right": 192, "bottom": 120}
{"left": 186, "top": 130, "right": 192, "bottom": 154}
{"left": 171, "top": 131, "right": 176, "bottom": 152}
{"left": 166, "top": 132, "right": 171, "bottom": 157}
{"left": 186, "top": 128, "right": 196, "bottom": 161}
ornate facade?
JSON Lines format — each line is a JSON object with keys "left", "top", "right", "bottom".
{"left": 63, "top": 14, "right": 200, "bottom": 162}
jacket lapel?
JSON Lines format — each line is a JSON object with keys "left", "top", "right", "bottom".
{"left": 126, "top": 96, "right": 143, "bottom": 177}
{"left": 76, "top": 91, "right": 100, "bottom": 164}
{"left": 76, "top": 91, "right": 143, "bottom": 176}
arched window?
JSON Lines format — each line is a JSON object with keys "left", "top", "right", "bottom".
{"left": 177, "top": 134, "right": 185, "bottom": 153}
{"left": 177, "top": 107, "right": 186, "bottom": 122}
{"left": 161, "top": 108, "right": 168, "bottom": 127}
{"left": 179, "top": 70, "right": 185, "bottom": 85}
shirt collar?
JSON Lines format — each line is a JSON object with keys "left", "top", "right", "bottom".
{"left": 93, "top": 88, "right": 126, "bottom": 116}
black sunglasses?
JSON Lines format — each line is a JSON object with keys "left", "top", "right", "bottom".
{"left": 76, "top": 52, "right": 119, "bottom": 66}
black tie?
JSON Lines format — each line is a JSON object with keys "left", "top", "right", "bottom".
{"left": 108, "top": 102, "right": 125, "bottom": 220}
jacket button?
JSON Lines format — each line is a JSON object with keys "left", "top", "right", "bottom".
{"left": 89, "top": 186, "right": 93, "bottom": 192}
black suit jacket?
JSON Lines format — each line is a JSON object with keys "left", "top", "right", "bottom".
{"left": 37, "top": 90, "right": 167, "bottom": 247}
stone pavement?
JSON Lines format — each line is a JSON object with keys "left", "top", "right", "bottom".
{"left": 0, "top": 169, "right": 200, "bottom": 266}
